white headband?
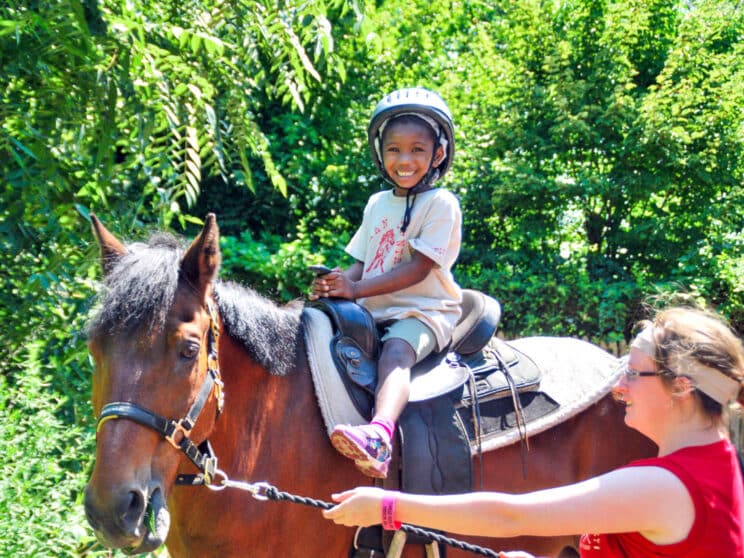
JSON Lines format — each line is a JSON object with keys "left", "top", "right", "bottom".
{"left": 630, "top": 326, "right": 656, "bottom": 357}
{"left": 631, "top": 326, "right": 740, "bottom": 405}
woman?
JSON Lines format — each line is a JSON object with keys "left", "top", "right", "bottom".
{"left": 323, "top": 306, "right": 744, "bottom": 557}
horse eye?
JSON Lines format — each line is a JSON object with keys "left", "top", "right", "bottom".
{"left": 180, "top": 342, "right": 200, "bottom": 360}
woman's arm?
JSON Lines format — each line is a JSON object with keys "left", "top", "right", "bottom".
{"left": 323, "top": 466, "right": 693, "bottom": 544}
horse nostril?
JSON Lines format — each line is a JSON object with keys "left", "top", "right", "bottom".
{"left": 117, "top": 489, "right": 146, "bottom": 535}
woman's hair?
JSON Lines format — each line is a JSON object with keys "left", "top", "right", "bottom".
{"left": 640, "top": 307, "right": 744, "bottom": 420}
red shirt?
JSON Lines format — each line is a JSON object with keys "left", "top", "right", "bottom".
{"left": 579, "top": 439, "right": 744, "bottom": 557}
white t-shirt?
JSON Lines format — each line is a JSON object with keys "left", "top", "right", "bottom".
{"left": 345, "top": 188, "right": 463, "bottom": 350}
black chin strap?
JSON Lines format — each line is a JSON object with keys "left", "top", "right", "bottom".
{"left": 399, "top": 155, "right": 440, "bottom": 234}
{"left": 400, "top": 188, "right": 417, "bottom": 233}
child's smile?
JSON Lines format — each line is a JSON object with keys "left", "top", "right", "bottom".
{"left": 381, "top": 120, "right": 443, "bottom": 194}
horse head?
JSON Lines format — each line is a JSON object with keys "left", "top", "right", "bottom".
{"left": 84, "top": 214, "right": 223, "bottom": 554}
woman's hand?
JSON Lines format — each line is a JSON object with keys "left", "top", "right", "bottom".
{"left": 322, "top": 487, "right": 386, "bottom": 527}
{"left": 324, "top": 491, "right": 545, "bottom": 558}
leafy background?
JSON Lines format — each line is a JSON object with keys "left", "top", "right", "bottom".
{"left": 1, "top": 0, "right": 742, "bottom": 555}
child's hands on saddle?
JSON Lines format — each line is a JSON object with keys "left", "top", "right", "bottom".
{"left": 309, "top": 268, "right": 356, "bottom": 300}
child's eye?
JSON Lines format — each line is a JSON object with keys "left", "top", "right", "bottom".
{"left": 385, "top": 146, "right": 399, "bottom": 153}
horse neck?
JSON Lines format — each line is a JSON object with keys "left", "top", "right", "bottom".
{"left": 212, "top": 332, "right": 324, "bottom": 476}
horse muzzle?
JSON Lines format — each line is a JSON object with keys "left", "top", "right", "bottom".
{"left": 84, "top": 482, "right": 170, "bottom": 555}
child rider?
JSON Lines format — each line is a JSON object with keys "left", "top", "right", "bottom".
{"left": 310, "top": 87, "right": 463, "bottom": 478}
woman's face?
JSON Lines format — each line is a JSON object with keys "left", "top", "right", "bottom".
{"left": 381, "top": 120, "right": 443, "bottom": 194}
{"left": 614, "top": 348, "right": 673, "bottom": 441}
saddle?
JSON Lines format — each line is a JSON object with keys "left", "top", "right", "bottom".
{"left": 303, "top": 297, "right": 626, "bottom": 557}
{"left": 310, "top": 290, "right": 532, "bottom": 407}
{"left": 307, "top": 290, "right": 548, "bottom": 479}
{"left": 305, "top": 291, "right": 556, "bottom": 557}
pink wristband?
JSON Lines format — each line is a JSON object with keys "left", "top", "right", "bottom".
{"left": 381, "top": 494, "right": 401, "bottom": 530}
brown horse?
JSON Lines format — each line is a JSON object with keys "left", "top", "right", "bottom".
{"left": 83, "top": 214, "right": 655, "bottom": 558}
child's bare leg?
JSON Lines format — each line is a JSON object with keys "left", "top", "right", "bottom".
{"left": 329, "top": 339, "right": 415, "bottom": 478}
{"left": 373, "top": 338, "right": 415, "bottom": 421}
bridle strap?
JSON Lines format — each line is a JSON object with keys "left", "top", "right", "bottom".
{"left": 95, "top": 300, "right": 223, "bottom": 485}
{"left": 98, "top": 401, "right": 170, "bottom": 437}
{"left": 96, "top": 369, "right": 219, "bottom": 478}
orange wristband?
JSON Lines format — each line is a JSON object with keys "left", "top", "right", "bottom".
{"left": 381, "top": 494, "right": 401, "bottom": 530}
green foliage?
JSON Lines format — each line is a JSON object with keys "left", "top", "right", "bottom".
{"left": 0, "top": 371, "right": 95, "bottom": 557}
{"left": 446, "top": 0, "right": 742, "bottom": 335}
{"left": 0, "top": 226, "right": 113, "bottom": 555}
{"left": 220, "top": 214, "right": 354, "bottom": 300}
{"left": 2, "top": 0, "right": 743, "bottom": 555}
{"left": 459, "top": 247, "right": 646, "bottom": 341}
{"left": 1, "top": 0, "right": 359, "bottom": 241}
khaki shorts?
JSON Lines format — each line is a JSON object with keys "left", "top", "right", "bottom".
{"left": 380, "top": 317, "right": 437, "bottom": 364}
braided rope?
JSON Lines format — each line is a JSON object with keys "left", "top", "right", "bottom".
{"left": 261, "top": 485, "right": 501, "bottom": 557}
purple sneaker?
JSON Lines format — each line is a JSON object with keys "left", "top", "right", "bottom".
{"left": 330, "top": 424, "right": 391, "bottom": 479}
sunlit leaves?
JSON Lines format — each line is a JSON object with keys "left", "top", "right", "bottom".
{"left": 2, "top": 0, "right": 353, "bottom": 241}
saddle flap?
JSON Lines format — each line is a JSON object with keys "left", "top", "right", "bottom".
{"left": 301, "top": 307, "right": 372, "bottom": 430}
{"left": 308, "top": 297, "right": 380, "bottom": 413}
{"left": 409, "top": 353, "right": 470, "bottom": 403}
{"left": 308, "top": 297, "right": 379, "bottom": 358}
{"left": 336, "top": 336, "right": 377, "bottom": 392}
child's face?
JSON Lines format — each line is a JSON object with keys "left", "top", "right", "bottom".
{"left": 381, "top": 119, "right": 444, "bottom": 194}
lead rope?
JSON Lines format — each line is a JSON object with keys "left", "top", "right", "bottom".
{"left": 206, "top": 473, "right": 501, "bottom": 558}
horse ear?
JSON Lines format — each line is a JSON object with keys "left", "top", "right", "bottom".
{"left": 90, "top": 214, "right": 128, "bottom": 276}
{"left": 181, "top": 213, "right": 221, "bottom": 297}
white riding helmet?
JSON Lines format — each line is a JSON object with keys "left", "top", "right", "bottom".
{"left": 367, "top": 87, "right": 455, "bottom": 187}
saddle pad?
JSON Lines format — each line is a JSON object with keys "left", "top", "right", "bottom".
{"left": 470, "top": 336, "right": 622, "bottom": 454}
{"left": 302, "top": 307, "right": 366, "bottom": 436}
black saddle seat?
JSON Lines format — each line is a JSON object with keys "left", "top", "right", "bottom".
{"left": 451, "top": 289, "right": 502, "bottom": 355}
{"left": 308, "top": 290, "right": 503, "bottom": 411}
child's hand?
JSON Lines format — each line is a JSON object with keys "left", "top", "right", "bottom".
{"left": 326, "top": 272, "right": 356, "bottom": 300}
{"left": 309, "top": 273, "right": 330, "bottom": 300}
{"left": 309, "top": 268, "right": 344, "bottom": 300}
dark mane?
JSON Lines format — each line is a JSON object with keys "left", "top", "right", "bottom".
{"left": 88, "top": 234, "right": 184, "bottom": 336}
{"left": 87, "top": 231, "right": 304, "bottom": 377}
{"left": 214, "top": 281, "right": 304, "bottom": 377}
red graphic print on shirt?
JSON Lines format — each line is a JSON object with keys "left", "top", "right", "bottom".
{"left": 365, "top": 220, "right": 396, "bottom": 274}
{"left": 391, "top": 236, "right": 407, "bottom": 266}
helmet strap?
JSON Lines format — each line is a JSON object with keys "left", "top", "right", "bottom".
{"left": 400, "top": 142, "right": 441, "bottom": 233}
{"left": 401, "top": 188, "right": 417, "bottom": 233}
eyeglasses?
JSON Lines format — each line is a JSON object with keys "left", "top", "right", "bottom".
{"left": 618, "top": 363, "right": 672, "bottom": 381}
{"left": 625, "top": 370, "right": 667, "bottom": 380}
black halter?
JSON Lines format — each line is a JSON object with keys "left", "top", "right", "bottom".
{"left": 95, "top": 300, "right": 224, "bottom": 485}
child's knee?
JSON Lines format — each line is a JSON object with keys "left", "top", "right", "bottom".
{"left": 379, "top": 339, "right": 416, "bottom": 369}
